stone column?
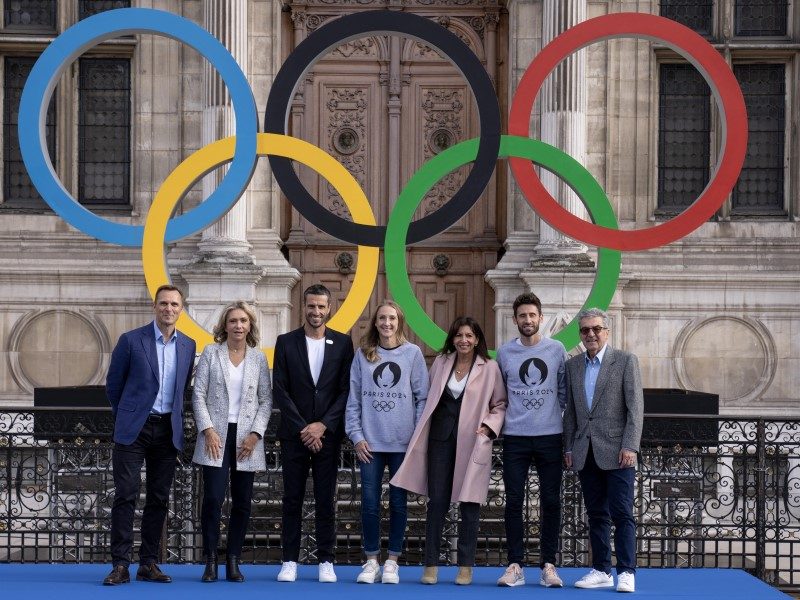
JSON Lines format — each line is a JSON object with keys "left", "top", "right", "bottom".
{"left": 533, "top": 0, "right": 591, "bottom": 264}
{"left": 486, "top": 0, "right": 540, "bottom": 343}
{"left": 182, "top": 1, "right": 265, "bottom": 332}
{"left": 196, "top": 0, "right": 253, "bottom": 262}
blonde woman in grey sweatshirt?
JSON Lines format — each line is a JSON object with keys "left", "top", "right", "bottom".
{"left": 345, "top": 300, "right": 428, "bottom": 585}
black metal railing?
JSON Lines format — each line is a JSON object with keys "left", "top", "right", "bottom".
{"left": 1, "top": 408, "right": 798, "bottom": 595}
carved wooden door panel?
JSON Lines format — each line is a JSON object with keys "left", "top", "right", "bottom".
{"left": 282, "top": 3, "right": 504, "bottom": 357}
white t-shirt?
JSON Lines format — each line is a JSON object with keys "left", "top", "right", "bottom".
{"left": 306, "top": 336, "right": 326, "bottom": 385}
{"left": 227, "top": 358, "right": 245, "bottom": 423}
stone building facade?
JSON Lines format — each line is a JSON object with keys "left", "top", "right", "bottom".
{"left": 0, "top": 0, "right": 797, "bottom": 417}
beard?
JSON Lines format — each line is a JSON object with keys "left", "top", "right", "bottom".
{"left": 517, "top": 322, "right": 539, "bottom": 337}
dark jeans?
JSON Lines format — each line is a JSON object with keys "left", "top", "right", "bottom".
{"left": 110, "top": 416, "right": 177, "bottom": 567}
{"left": 424, "top": 434, "right": 480, "bottom": 567}
{"left": 578, "top": 444, "right": 637, "bottom": 575}
{"left": 280, "top": 435, "right": 341, "bottom": 563}
{"left": 201, "top": 423, "right": 255, "bottom": 558}
{"left": 502, "top": 433, "right": 563, "bottom": 567}
{"left": 359, "top": 452, "right": 407, "bottom": 556}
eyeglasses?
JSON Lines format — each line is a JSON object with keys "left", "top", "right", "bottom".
{"left": 579, "top": 326, "right": 607, "bottom": 336}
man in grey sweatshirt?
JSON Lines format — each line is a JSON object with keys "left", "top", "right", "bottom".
{"left": 495, "top": 292, "right": 568, "bottom": 589}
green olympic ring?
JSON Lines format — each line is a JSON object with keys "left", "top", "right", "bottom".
{"left": 386, "top": 135, "right": 622, "bottom": 354}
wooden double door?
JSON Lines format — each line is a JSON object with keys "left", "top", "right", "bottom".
{"left": 281, "top": 3, "right": 506, "bottom": 358}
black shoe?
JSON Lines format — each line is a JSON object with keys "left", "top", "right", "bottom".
{"left": 136, "top": 563, "right": 172, "bottom": 583}
{"left": 103, "top": 564, "right": 130, "bottom": 586}
{"left": 202, "top": 556, "right": 218, "bottom": 582}
{"left": 226, "top": 556, "right": 244, "bottom": 582}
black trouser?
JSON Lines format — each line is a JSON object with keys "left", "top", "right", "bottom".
{"left": 110, "top": 416, "right": 177, "bottom": 567}
{"left": 424, "top": 433, "right": 480, "bottom": 567}
{"left": 201, "top": 423, "right": 255, "bottom": 558}
{"left": 280, "top": 435, "right": 341, "bottom": 563}
{"left": 502, "top": 433, "right": 563, "bottom": 567}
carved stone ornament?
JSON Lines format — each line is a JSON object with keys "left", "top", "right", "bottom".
{"left": 432, "top": 253, "right": 451, "bottom": 276}
{"left": 335, "top": 251, "right": 355, "bottom": 274}
{"left": 333, "top": 127, "right": 360, "bottom": 155}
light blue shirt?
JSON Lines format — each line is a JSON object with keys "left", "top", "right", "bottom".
{"left": 584, "top": 343, "right": 608, "bottom": 410}
{"left": 152, "top": 321, "right": 178, "bottom": 414}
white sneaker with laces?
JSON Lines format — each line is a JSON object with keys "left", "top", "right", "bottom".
{"left": 277, "top": 561, "right": 297, "bottom": 582}
{"left": 540, "top": 563, "right": 563, "bottom": 587}
{"left": 381, "top": 559, "right": 400, "bottom": 584}
{"left": 574, "top": 569, "right": 614, "bottom": 589}
{"left": 318, "top": 561, "right": 337, "bottom": 583}
{"left": 497, "top": 563, "right": 525, "bottom": 587}
{"left": 616, "top": 571, "right": 635, "bottom": 593}
{"left": 356, "top": 559, "right": 381, "bottom": 584}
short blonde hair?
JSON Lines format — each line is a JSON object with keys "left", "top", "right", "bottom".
{"left": 213, "top": 301, "right": 260, "bottom": 347}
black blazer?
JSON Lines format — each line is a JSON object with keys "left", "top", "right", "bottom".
{"left": 272, "top": 326, "right": 354, "bottom": 441}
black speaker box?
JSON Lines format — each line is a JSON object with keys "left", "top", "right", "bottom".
{"left": 642, "top": 388, "right": 719, "bottom": 446}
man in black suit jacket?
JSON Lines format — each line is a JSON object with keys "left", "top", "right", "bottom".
{"left": 273, "top": 284, "right": 354, "bottom": 583}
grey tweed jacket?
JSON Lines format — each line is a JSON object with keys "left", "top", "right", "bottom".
{"left": 563, "top": 346, "right": 643, "bottom": 472}
{"left": 192, "top": 343, "right": 272, "bottom": 472}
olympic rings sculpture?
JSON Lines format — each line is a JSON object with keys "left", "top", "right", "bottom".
{"left": 18, "top": 8, "right": 748, "bottom": 363}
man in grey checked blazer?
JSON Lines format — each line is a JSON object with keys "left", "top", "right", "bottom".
{"left": 563, "top": 308, "right": 643, "bottom": 593}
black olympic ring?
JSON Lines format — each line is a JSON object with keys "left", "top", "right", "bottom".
{"left": 265, "top": 10, "right": 501, "bottom": 247}
{"left": 522, "top": 398, "right": 544, "bottom": 411}
{"left": 372, "top": 400, "right": 396, "bottom": 412}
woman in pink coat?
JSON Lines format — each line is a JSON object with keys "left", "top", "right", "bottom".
{"left": 391, "top": 316, "right": 507, "bottom": 586}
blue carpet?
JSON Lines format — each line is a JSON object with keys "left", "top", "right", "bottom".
{"left": 0, "top": 565, "right": 788, "bottom": 599}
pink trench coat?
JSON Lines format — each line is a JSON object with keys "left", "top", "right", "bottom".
{"left": 390, "top": 353, "right": 507, "bottom": 504}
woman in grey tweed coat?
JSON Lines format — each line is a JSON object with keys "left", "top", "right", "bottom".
{"left": 192, "top": 301, "right": 272, "bottom": 583}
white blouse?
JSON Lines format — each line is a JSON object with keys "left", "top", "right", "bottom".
{"left": 227, "top": 358, "right": 245, "bottom": 423}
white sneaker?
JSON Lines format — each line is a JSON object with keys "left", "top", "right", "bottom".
{"left": 381, "top": 559, "right": 399, "bottom": 584}
{"left": 277, "top": 561, "right": 297, "bottom": 582}
{"left": 497, "top": 563, "right": 525, "bottom": 587}
{"left": 318, "top": 561, "right": 337, "bottom": 583}
{"left": 356, "top": 559, "right": 381, "bottom": 584}
{"left": 616, "top": 571, "right": 635, "bottom": 593}
{"left": 574, "top": 569, "right": 614, "bottom": 589}
{"left": 540, "top": 563, "right": 563, "bottom": 587}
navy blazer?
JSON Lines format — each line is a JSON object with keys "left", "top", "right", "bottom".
{"left": 272, "top": 326, "right": 354, "bottom": 441}
{"left": 106, "top": 322, "right": 196, "bottom": 450}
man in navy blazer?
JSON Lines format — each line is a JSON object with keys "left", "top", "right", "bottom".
{"left": 273, "top": 283, "right": 354, "bottom": 583}
{"left": 103, "top": 285, "right": 196, "bottom": 586}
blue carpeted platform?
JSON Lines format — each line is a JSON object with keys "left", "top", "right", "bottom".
{"left": 0, "top": 564, "right": 789, "bottom": 598}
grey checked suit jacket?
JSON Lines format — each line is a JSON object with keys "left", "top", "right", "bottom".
{"left": 563, "top": 346, "right": 644, "bottom": 472}
{"left": 192, "top": 343, "right": 272, "bottom": 472}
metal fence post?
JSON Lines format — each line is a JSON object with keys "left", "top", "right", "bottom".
{"left": 755, "top": 418, "right": 766, "bottom": 580}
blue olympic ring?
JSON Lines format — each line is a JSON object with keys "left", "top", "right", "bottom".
{"left": 18, "top": 8, "right": 258, "bottom": 247}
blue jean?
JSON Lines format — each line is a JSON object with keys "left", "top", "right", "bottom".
{"left": 578, "top": 444, "right": 637, "bottom": 575}
{"left": 359, "top": 452, "right": 407, "bottom": 556}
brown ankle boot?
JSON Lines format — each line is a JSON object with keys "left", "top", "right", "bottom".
{"left": 455, "top": 566, "right": 473, "bottom": 585}
{"left": 421, "top": 566, "right": 438, "bottom": 584}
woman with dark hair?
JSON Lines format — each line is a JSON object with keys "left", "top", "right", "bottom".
{"left": 345, "top": 300, "right": 428, "bottom": 584}
{"left": 392, "top": 316, "right": 507, "bottom": 585}
{"left": 192, "top": 302, "right": 272, "bottom": 582}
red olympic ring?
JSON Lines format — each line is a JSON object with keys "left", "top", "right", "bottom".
{"left": 509, "top": 13, "right": 748, "bottom": 252}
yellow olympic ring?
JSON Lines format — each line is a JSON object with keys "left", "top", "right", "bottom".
{"left": 142, "top": 133, "right": 378, "bottom": 366}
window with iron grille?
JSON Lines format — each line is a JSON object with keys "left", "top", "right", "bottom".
{"left": 78, "top": 0, "right": 131, "bottom": 21}
{"left": 3, "top": 0, "right": 56, "bottom": 31}
{"left": 3, "top": 57, "right": 56, "bottom": 207}
{"left": 657, "top": 63, "right": 711, "bottom": 213}
{"left": 659, "top": 0, "right": 714, "bottom": 38}
{"left": 734, "top": 0, "right": 788, "bottom": 37}
{"left": 731, "top": 64, "right": 785, "bottom": 215}
{"left": 78, "top": 58, "right": 130, "bottom": 207}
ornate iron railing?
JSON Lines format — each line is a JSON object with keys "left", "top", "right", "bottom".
{"left": 1, "top": 408, "right": 798, "bottom": 594}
